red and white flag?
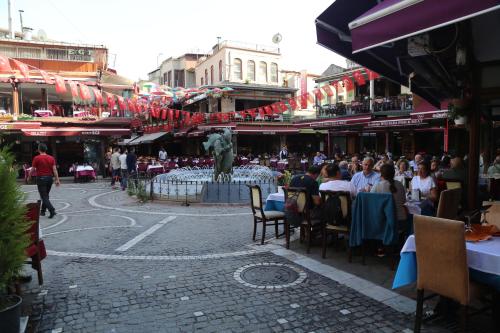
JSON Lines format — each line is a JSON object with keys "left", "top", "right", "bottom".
{"left": 54, "top": 75, "right": 67, "bottom": 94}
{"left": 40, "top": 70, "right": 54, "bottom": 85}
{"left": 288, "top": 98, "right": 298, "bottom": 110}
{"left": 79, "top": 83, "right": 91, "bottom": 100}
{"left": 91, "top": 87, "right": 103, "bottom": 104}
{"left": 342, "top": 76, "right": 355, "bottom": 92}
{"left": 116, "top": 95, "right": 126, "bottom": 110}
{"left": 11, "top": 59, "right": 29, "bottom": 78}
{"left": 0, "top": 55, "right": 12, "bottom": 72}
{"left": 105, "top": 92, "right": 115, "bottom": 110}
{"left": 365, "top": 68, "right": 380, "bottom": 80}
{"left": 353, "top": 70, "right": 367, "bottom": 86}
{"left": 322, "top": 85, "right": 334, "bottom": 97}
{"left": 68, "top": 81, "right": 79, "bottom": 98}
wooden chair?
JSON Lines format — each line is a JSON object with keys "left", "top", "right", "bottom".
{"left": 248, "top": 185, "right": 285, "bottom": 245}
{"left": 25, "top": 201, "right": 44, "bottom": 285}
{"left": 284, "top": 187, "right": 323, "bottom": 253}
{"left": 436, "top": 188, "right": 462, "bottom": 219}
{"left": 413, "top": 215, "right": 489, "bottom": 333}
{"left": 320, "top": 191, "right": 352, "bottom": 261}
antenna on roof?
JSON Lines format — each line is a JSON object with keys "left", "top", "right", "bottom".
{"left": 272, "top": 33, "right": 282, "bottom": 53}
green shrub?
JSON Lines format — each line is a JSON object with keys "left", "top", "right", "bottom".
{"left": 0, "top": 147, "right": 29, "bottom": 296}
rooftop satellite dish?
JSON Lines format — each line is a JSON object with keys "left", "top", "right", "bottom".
{"left": 37, "top": 29, "right": 47, "bottom": 41}
{"left": 272, "top": 33, "right": 282, "bottom": 44}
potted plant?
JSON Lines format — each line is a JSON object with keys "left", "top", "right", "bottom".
{"left": 277, "top": 170, "right": 292, "bottom": 192}
{"left": 0, "top": 147, "right": 30, "bottom": 333}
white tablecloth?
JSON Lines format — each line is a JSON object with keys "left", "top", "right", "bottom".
{"left": 147, "top": 165, "right": 164, "bottom": 171}
{"left": 402, "top": 235, "right": 500, "bottom": 276}
{"left": 267, "top": 192, "right": 284, "bottom": 202}
{"left": 76, "top": 165, "right": 94, "bottom": 172}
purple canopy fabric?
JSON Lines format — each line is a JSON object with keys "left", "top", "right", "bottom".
{"left": 349, "top": 0, "right": 500, "bottom": 53}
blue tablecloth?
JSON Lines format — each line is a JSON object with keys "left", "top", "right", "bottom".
{"left": 393, "top": 238, "right": 500, "bottom": 291}
{"left": 265, "top": 200, "right": 284, "bottom": 212}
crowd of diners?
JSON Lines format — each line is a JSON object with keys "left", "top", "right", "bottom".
{"left": 284, "top": 149, "right": 500, "bottom": 223}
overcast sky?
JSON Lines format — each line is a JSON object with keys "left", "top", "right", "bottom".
{"left": 0, "top": 0, "right": 345, "bottom": 80}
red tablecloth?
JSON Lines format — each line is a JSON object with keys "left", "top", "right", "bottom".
{"left": 75, "top": 170, "right": 96, "bottom": 180}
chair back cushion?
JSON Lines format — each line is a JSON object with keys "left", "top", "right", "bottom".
{"left": 250, "top": 186, "right": 262, "bottom": 210}
{"left": 285, "top": 187, "right": 307, "bottom": 213}
{"left": 320, "top": 191, "right": 351, "bottom": 224}
{"left": 436, "top": 188, "right": 462, "bottom": 219}
{"left": 414, "top": 215, "right": 469, "bottom": 305}
{"left": 446, "top": 181, "right": 462, "bottom": 190}
{"left": 26, "top": 201, "right": 41, "bottom": 243}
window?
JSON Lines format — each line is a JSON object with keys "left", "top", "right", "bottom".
{"left": 218, "top": 60, "right": 223, "bottom": 81}
{"left": 205, "top": 69, "right": 208, "bottom": 86}
{"left": 233, "top": 58, "right": 242, "bottom": 80}
{"left": 174, "top": 70, "right": 184, "bottom": 87}
{"left": 166, "top": 71, "right": 172, "bottom": 87}
{"left": 259, "top": 61, "right": 267, "bottom": 82}
{"left": 247, "top": 60, "right": 255, "bottom": 81}
{"left": 46, "top": 48, "right": 68, "bottom": 61}
{"left": 201, "top": 77, "right": 204, "bottom": 86}
{"left": 210, "top": 65, "right": 214, "bottom": 84}
{"left": 270, "top": 63, "right": 278, "bottom": 83}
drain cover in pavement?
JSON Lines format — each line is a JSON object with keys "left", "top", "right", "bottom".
{"left": 234, "top": 263, "right": 307, "bottom": 290}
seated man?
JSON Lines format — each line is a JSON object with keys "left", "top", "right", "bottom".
{"left": 319, "top": 163, "right": 356, "bottom": 198}
{"left": 350, "top": 157, "right": 381, "bottom": 194}
{"left": 289, "top": 165, "right": 322, "bottom": 215}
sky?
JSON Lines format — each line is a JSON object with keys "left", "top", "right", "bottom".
{"left": 0, "top": 0, "right": 345, "bottom": 81}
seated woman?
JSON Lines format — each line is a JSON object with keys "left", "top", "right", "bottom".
{"left": 395, "top": 159, "right": 413, "bottom": 178}
{"left": 411, "top": 162, "right": 438, "bottom": 216}
{"left": 371, "top": 164, "right": 407, "bottom": 223}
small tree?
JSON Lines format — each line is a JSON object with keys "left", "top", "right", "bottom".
{"left": 0, "top": 147, "right": 29, "bottom": 302}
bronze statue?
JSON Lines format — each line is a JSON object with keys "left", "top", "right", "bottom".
{"left": 202, "top": 128, "right": 234, "bottom": 181}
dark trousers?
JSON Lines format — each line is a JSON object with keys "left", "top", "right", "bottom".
{"left": 37, "top": 176, "right": 55, "bottom": 213}
{"left": 111, "top": 168, "right": 121, "bottom": 185}
{"left": 120, "top": 169, "right": 128, "bottom": 189}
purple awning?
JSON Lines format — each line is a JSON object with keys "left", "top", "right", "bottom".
{"left": 349, "top": 0, "right": 500, "bottom": 53}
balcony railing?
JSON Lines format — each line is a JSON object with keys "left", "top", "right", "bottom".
{"left": 317, "top": 95, "right": 413, "bottom": 118}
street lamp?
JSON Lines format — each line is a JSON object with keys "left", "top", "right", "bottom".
{"left": 19, "top": 10, "right": 24, "bottom": 32}
{"left": 156, "top": 53, "right": 163, "bottom": 67}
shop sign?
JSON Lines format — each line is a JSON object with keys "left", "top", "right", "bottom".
{"left": 411, "top": 110, "right": 448, "bottom": 120}
{"left": 81, "top": 130, "right": 100, "bottom": 135}
{"left": 367, "top": 118, "right": 424, "bottom": 128}
{"left": 262, "top": 131, "right": 276, "bottom": 135}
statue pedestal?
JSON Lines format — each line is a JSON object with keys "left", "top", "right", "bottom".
{"left": 201, "top": 182, "right": 277, "bottom": 204}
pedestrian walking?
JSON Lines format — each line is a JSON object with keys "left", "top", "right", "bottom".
{"left": 119, "top": 149, "right": 128, "bottom": 190}
{"left": 110, "top": 148, "right": 121, "bottom": 186}
{"left": 28, "top": 143, "right": 60, "bottom": 218}
{"left": 126, "top": 148, "right": 138, "bottom": 188}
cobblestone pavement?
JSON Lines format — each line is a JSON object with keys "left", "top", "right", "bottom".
{"left": 21, "top": 182, "right": 446, "bottom": 333}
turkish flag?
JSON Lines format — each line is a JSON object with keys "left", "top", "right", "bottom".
{"left": 313, "top": 89, "right": 324, "bottom": 100}
{"left": 299, "top": 93, "right": 309, "bottom": 107}
{"left": 11, "top": 59, "right": 29, "bottom": 78}
{"left": 258, "top": 108, "right": 265, "bottom": 118}
{"left": 353, "top": 70, "right": 366, "bottom": 86}
{"left": 277, "top": 101, "right": 288, "bottom": 113}
{"left": 262, "top": 106, "right": 272, "bottom": 115}
{"left": 288, "top": 98, "right": 298, "bottom": 110}
{"left": 105, "top": 92, "right": 115, "bottom": 110}
{"left": 175, "top": 109, "right": 180, "bottom": 119}
{"left": 79, "top": 83, "right": 92, "bottom": 100}
{"left": 116, "top": 95, "right": 126, "bottom": 110}
{"left": 322, "top": 85, "right": 334, "bottom": 97}
{"left": 247, "top": 108, "right": 256, "bottom": 118}
{"left": 54, "top": 75, "right": 67, "bottom": 94}
{"left": 271, "top": 104, "right": 280, "bottom": 114}
{"left": 342, "top": 76, "right": 355, "bottom": 92}
{"left": 0, "top": 55, "right": 12, "bottom": 72}
{"left": 365, "top": 68, "right": 380, "bottom": 80}
{"left": 68, "top": 81, "right": 79, "bottom": 98}
{"left": 168, "top": 109, "right": 174, "bottom": 122}
{"left": 91, "top": 87, "right": 103, "bottom": 104}
{"left": 40, "top": 70, "right": 54, "bottom": 85}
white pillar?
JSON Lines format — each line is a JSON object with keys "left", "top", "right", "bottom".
{"left": 369, "top": 79, "right": 374, "bottom": 111}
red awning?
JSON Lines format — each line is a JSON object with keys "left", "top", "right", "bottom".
{"left": 234, "top": 125, "right": 298, "bottom": 134}
{"left": 0, "top": 121, "right": 41, "bottom": 130}
{"left": 21, "top": 127, "right": 130, "bottom": 137}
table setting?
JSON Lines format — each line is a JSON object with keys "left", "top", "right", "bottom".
{"left": 70, "top": 165, "right": 96, "bottom": 180}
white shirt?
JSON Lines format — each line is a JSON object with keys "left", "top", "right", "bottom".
{"left": 159, "top": 150, "right": 167, "bottom": 161}
{"left": 319, "top": 180, "right": 356, "bottom": 198}
{"left": 411, "top": 176, "right": 436, "bottom": 196}
{"left": 119, "top": 154, "right": 127, "bottom": 170}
